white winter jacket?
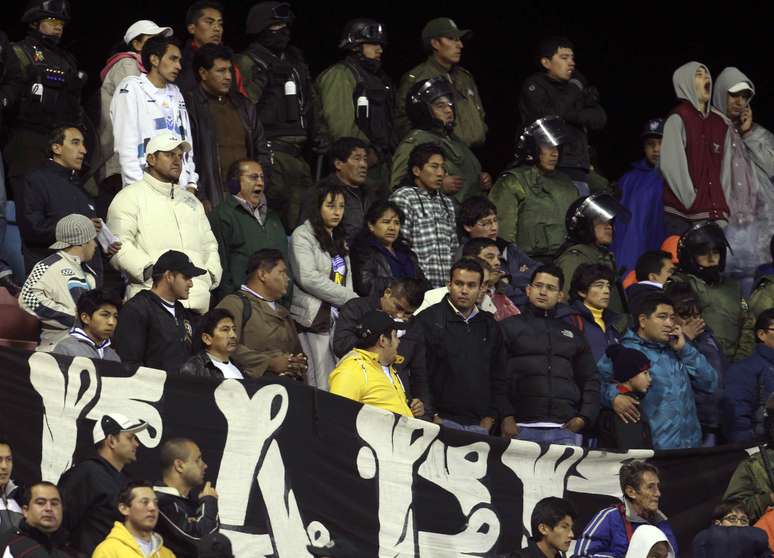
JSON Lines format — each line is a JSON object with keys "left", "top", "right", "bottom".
{"left": 106, "top": 172, "right": 221, "bottom": 313}
{"left": 110, "top": 73, "right": 198, "bottom": 188}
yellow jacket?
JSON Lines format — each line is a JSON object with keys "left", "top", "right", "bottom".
{"left": 330, "top": 349, "right": 412, "bottom": 417}
{"left": 92, "top": 521, "right": 176, "bottom": 558}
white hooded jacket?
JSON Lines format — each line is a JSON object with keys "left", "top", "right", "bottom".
{"left": 624, "top": 524, "right": 676, "bottom": 558}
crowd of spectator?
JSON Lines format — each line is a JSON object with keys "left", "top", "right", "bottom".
{"left": 4, "top": 0, "right": 774, "bottom": 556}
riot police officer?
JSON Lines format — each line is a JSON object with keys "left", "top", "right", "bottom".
{"left": 389, "top": 76, "right": 489, "bottom": 203}
{"left": 667, "top": 222, "right": 754, "bottom": 361}
{"left": 555, "top": 193, "right": 630, "bottom": 314}
{"left": 234, "top": 1, "right": 324, "bottom": 232}
{"left": 489, "top": 116, "right": 580, "bottom": 261}
{"left": 0, "top": 0, "right": 86, "bottom": 197}
{"left": 316, "top": 18, "right": 396, "bottom": 196}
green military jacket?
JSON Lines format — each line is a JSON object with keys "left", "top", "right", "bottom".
{"left": 668, "top": 271, "right": 754, "bottom": 361}
{"left": 390, "top": 128, "right": 481, "bottom": 202}
{"left": 750, "top": 275, "right": 774, "bottom": 319}
{"left": 315, "top": 63, "right": 370, "bottom": 144}
{"left": 488, "top": 165, "right": 579, "bottom": 257}
{"left": 723, "top": 449, "right": 774, "bottom": 523}
{"left": 209, "top": 195, "right": 290, "bottom": 302}
{"left": 395, "top": 57, "right": 487, "bottom": 147}
{"left": 555, "top": 243, "right": 625, "bottom": 314}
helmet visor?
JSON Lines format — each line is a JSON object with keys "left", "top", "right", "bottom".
{"left": 579, "top": 194, "right": 631, "bottom": 225}
{"left": 524, "top": 116, "right": 568, "bottom": 148}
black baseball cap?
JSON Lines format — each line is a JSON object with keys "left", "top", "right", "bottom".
{"left": 153, "top": 250, "right": 206, "bottom": 279}
{"left": 355, "top": 311, "right": 397, "bottom": 341}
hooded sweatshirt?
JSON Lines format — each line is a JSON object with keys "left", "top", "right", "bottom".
{"left": 92, "top": 521, "right": 174, "bottom": 558}
{"left": 624, "top": 524, "right": 675, "bottom": 558}
{"left": 660, "top": 62, "right": 730, "bottom": 221}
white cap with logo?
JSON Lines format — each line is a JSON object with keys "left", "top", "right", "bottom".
{"left": 93, "top": 413, "right": 149, "bottom": 444}
{"left": 124, "top": 20, "right": 173, "bottom": 45}
{"left": 145, "top": 131, "right": 192, "bottom": 157}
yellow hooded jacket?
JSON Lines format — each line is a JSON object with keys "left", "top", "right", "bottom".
{"left": 92, "top": 521, "right": 176, "bottom": 558}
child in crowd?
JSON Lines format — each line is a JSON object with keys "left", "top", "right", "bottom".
{"left": 597, "top": 345, "right": 653, "bottom": 450}
{"left": 625, "top": 525, "right": 675, "bottom": 558}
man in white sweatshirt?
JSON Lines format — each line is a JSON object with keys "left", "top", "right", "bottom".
{"left": 110, "top": 34, "right": 198, "bottom": 191}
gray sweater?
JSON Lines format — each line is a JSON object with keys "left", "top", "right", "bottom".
{"left": 53, "top": 334, "right": 121, "bottom": 362}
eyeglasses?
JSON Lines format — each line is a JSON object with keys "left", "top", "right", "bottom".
{"left": 530, "top": 282, "right": 560, "bottom": 293}
{"left": 476, "top": 217, "right": 498, "bottom": 228}
{"left": 241, "top": 173, "right": 264, "bottom": 182}
{"left": 721, "top": 514, "right": 749, "bottom": 525}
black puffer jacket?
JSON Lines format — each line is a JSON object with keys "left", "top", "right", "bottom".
{"left": 0, "top": 521, "right": 70, "bottom": 558}
{"left": 500, "top": 304, "right": 600, "bottom": 424}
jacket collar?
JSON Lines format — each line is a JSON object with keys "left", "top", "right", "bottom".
{"left": 107, "top": 520, "right": 165, "bottom": 555}
{"left": 44, "top": 158, "right": 80, "bottom": 181}
{"left": 756, "top": 344, "right": 774, "bottom": 364}
{"left": 19, "top": 520, "right": 64, "bottom": 548}
{"left": 426, "top": 55, "right": 455, "bottom": 74}
{"left": 624, "top": 498, "right": 668, "bottom": 524}
{"left": 142, "top": 172, "right": 176, "bottom": 198}
{"left": 526, "top": 302, "right": 557, "bottom": 319}
{"left": 0, "top": 478, "right": 18, "bottom": 498}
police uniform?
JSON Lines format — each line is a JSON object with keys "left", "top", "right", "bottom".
{"left": 0, "top": 30, "right": 84, "bottom": 192}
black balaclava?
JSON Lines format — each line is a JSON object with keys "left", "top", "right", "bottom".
{"left": 257, "top": 26, "right": 290, "bottom": 54}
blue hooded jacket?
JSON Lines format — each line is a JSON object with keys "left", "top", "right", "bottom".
{"left": 723, "top": 343, "right": 774, "bottom": 443}
{"left": 610, "top": 159, "right": 667, "bottom": 273}
{"left": 597, "top": 330, "right": 718, "bottom": 449}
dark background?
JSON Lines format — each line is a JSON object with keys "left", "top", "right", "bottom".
{"left": 6, "top": 0, "right": 774, "bottom": 181}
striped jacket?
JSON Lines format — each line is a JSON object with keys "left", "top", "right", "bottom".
{"left": 19, "top": 251, "right": 96, "bottom": 352}
{"left": 573, "top": 500, "right": 678, "bottom": 558}
{"left": 390, "top": 184, "right": 458, "bottom": 289}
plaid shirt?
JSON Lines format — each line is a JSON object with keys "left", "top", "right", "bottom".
{"left": 390, "top": 185, "right": 458, "bottom": 288}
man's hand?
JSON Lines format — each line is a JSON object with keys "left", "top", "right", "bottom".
{"left": 501, "top": 415, "right": 519, "bottom": 438}
{"left": 479, "top": 172, "right": 493, "bottom": 191}
{"left": 90, "top": 218, "right": 103, "bottom": 233}
{"left": 441, "top": 175, "right": 464, "bottom": 196}
{"left": 432, "top": 414, "right": 443, "bottom": 425}
{"left": 740, "top": 106, "right": 753, "bottom": 133}
{"left": 681, "top": 316, "right": 706, "bottom": 341}
{"left": 268, "top": 353, "right": 291, "bottom": 374}
{"left": 199, "top": 481, "right": 218, "bottom": 499}
{"left": 612, "top": 395, "right": 641, "bottom": 424}
{"left": 669, "top": 324, "right": 687, "bottom": 352}
{"left": 480, "top": 416, "right": 495, "bottom": 433}
{"left": 410, "top": 398, "right": 424, "bottom": 418}
{"left": 107, "top": 241, "right": 122, "bottom": 256}
{"left": 564, "top": 417, "right": 586, "bottom": 433}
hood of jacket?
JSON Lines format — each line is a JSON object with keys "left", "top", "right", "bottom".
{"left": 624, "top": 524, "right": 675, "bottom": 558}
{"left": 103, "top": 521, "right": 165, "bottom": 556}
{"left": 712, "top": 66, "right": 755, "bottom": 118}
{"left": 673, "top": 61, "right": 711, "bottom": 115}
{"left": 100, "top": 51, "right": 144, "bottom": 82}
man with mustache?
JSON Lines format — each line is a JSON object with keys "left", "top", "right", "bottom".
{"left": 180, "top": 308, "right": 244, "bottom": 379}
{"left": 314, "top": 137, "right": 381, "bottom": 246}
{"left": 111, "top": 35, "right": 199, "bottom": 192}
{"left": 395, "top": 17, "right": 486, "bottom": 148}
{"left": 0, "top": 482, "right": 69, "bottom": 558}
{"left": 596, "top": 292, "right": 717, "bottom": 450}
{"left": 107, "top": 132, "right": 221, "bottom": 316}
{"left": 17, "top": 126, "right": 117, "bottom": 280}
{"left": 660, "top": 62, "right": 729, "bottom": 235}
{"left": 186, "top": 44, "right": 270, "bottom": 211}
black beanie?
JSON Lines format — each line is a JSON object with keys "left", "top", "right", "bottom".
{"left": 606, "top": 345, "right": 651, "bottom": 383}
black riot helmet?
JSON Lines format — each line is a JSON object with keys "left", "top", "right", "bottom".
{"left": 514, "top": 116, "right": 568, "bottom": 166}
{"left": 406, "top": 76, "right": 454, "bottom": 133}
{"left": 565, "top": 193, "right": 631, "bottom": 245}
{"left": 339, "top": 19, "right": 387, "bottom": 50}
{"left": 677, "top": 221, "right": 731, "bottom": 282}
{"left": 22, "top": 0, "right": 71, "bottom": 24}
{"left": 245, "top": 1, "right": 294, "bottom": 35}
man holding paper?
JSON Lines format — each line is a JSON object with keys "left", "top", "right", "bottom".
{"left": 17, "top": 125, "right": 121, "bottom": 285}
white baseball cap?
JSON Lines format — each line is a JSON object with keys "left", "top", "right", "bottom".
{"left": 93, "top": 413, "right": 149, "bottom": 444}
{"left": 124, "top": 20, "right": 173, "bottom": 45}
{"left": 145, "top": 131, "right": 192, "bottom": 157}
{"left": 728, "top": 81, "right": 753, "bottom": 94}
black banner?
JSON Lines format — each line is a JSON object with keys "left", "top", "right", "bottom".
{"left": 0, "top": 347, "right": 751, "bottom": 557}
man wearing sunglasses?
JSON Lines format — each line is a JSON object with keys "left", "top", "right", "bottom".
{"left": 0, "top": 0, "right": 86, "bottom": 200}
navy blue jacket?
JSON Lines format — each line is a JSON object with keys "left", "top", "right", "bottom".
{"left": 724, "top": 344, "right": 774, "bottom": 443}
{"left": 610, "top": 159, "right": 666, "bottom": 273}
{"left": 562, "top": 300, "right": 624, "bottom": 363}
{"left": 692, "top": 524, "right": 770, "bottom": 558}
